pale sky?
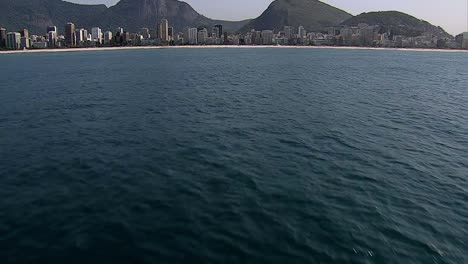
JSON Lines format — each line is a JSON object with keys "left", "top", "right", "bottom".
{"left": 70, "top": 0, "right": 467, "bottom": 35}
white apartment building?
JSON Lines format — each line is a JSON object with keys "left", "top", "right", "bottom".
{"left": 91, "top": 27, "right": 102, "bottom": 44}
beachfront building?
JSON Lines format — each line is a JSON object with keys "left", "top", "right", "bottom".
{"left": 197, "top": 28, "right": 208, "bottom": 45}
{"left": 140, "top": 28, "right": 150, "bottom": 39}
{"left": 6, "top": 32, "right": 21, "bottom": 50}
{"left": 20, "top": 37, "right": 30, "bottom": 49}
{"left": 64, "top": 22, "right": 76, "bottom": 47}
{"left": 0, "top": 28, "right": 6, "bottom": 48}
{"left": 91, "top": 27, "right": 102, "bottom": 44}
{"left": 359, "top": 25, "right": 376, "bottom": 46}
{"left": 18, "top": 29, "right": 30, "bottom": 49}
{"left": 32, "top": 42, "right": 48, "bottom": 49}
{"left": 212, "top": 27, "right": 220, "bottom": 39}
{"left": 75, "top": 28, "right": 86, "bottom": 45}
{"left": 284, "top": 26, "right": 294, "bottom": 40}
{"left": 19, "top": 29, "right": 29, "bottom": 39}
{"left": 298, "top": 26, "right": 306, "bottom": 38}
{"left": 121, "top": 32, "right": 130, "bottom": 44}
{"left": 104, "top": 31, "right": 113, "bottom": 45}
{"left": 463, "top": 32, "right": 468, "bottom": 49}
{"left": 47, "top": 26, "right": 57, "bottom": 35}
{"left": 214, "top": 25, "right": 223, "bottom": 38}
{"left": 48, "top": 31, "right": 57, "bottom": 48}
{"left": 184, "top": 28, "right": 198, "bottom": 45}
{"left": 168, "top": 27, "right": 174, "bottom": 42}
{"left": 116, "top": 27, "right": 124, "bottom": 36}
{"left": 261, "top": 30, "right": 274, "bottom": 45}
{"left": 159, "top": 19, "right": 169, "bottom": 43}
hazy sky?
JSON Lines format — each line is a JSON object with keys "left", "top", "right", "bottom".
{"left": 71, "top": 0, "right": 467, "bottom": 35}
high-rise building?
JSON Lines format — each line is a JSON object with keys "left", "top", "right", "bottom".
{"left": 284, "top": 26, "right": 294, "bottom": 40}
{"left": 168, "top": 27, "right": 174, "bottom": 41}
{"left": 91, "top": 27, "right": 102, "bottom": 43}
{"left": 18, "top": 29, "right": 29, "bottom": 49}
{"left": 185, "top": 28, "right": 198, "bottom": 45}
{"left": 6, "top": 32, "right": 21, "bottom": 50}
{"left": 20, "top": 37, "right": 29, "bottom": 49}
{"left": 82, "top": 29, "right": 88, "bottom": 41}
{"left": 463, "top": 32, "right": 468, "bottom": 49}
{"left": 19, "top": 29, "right": 29, "bottom": 39}
{"left": 212, "top": 27, "right": 220, "bottom": 39}
{"left": 197, "top": 28, "right": 208, "bottom": 45}
{"left": 116, "top": 27, "right": 124, "bottom": 35}
{"left": 251, "top": 30, "right": 262, "bottom": 45}
{"left": 64, "top": 22, "right": 76, "bottom": 47}
{"left": 0, "top": 27, "right": 7, "bottom": 48}
{"left": 159, "top": 19, "right": 169, "bottom": 43}
{"left": 75, "top": 29, "right": 82, "bottom": 43}
{"left": 114, "top": 30, "right": 122, "bottom": 45}
{"left": 298, "top": 26, "right": 306, "bottom": 38}
{"left": 214, "top": 24, "right": 223, "bottom": 38}
{"left": 47, "top": 26, "right": 57, "bottom": 34}
{"left": 48, "top": 31, "right": 57, "bottom": 48}
{"left": 149, "top": 28, "right": 157, "bottom": 40}
{"left": 340, "top": 27, "right": 353, "bottom": 45}
{"left": 359, "top": 26, "right": 375, "bottom": 46}
{"left": 261, "top": 30, "right": 274, "bottom": 45}
{"left": 174, "top": 33, "right": 184, "bottom": 44}
{"left": 104, "top": 31, "right": 113, "bottom": 45}
{"left": 75, "top": 28, "right": 85, "bottom": 44}
{"left": 122, "top": 32, "right": 130, "bottom": 44}
{"left": 140, "top": 28, "right": 150, "bottom": 39}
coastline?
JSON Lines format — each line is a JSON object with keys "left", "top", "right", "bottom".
{"left": 1, "top": 45, "right": 468, "bottom": 55}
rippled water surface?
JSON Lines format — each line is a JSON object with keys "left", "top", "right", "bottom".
{"left": 0, "top": 48, "right": 467, "bottom": 263}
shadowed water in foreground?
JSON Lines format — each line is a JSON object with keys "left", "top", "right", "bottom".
{"left": 0, "top": 48, "right": 467, "bottom": 263}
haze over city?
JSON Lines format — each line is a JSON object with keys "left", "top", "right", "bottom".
{"left": 70, "top": 0, "right": 468, "bottom": 35}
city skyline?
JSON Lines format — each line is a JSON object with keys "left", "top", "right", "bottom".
{"left": 2, "top": 17, "right": 467, "bottom": 51}
{"left": 70, "top": 0, "right": 468, "bottom": 35}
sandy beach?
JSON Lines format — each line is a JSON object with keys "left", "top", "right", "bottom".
{"left": 1, "top": 45, "right": 467, "bottom": 55}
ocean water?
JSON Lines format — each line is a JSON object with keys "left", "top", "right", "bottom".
{"left": 0, "top": 48, "right": 467, "bottom": 263}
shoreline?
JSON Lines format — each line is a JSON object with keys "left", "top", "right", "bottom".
{"left": 1, "top": 45, "right": 468, "bottom": 54}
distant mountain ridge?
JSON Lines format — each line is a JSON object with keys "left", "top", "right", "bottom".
{"left": 0, "top": 0, "right": 107, "bottom": 34}
{"left": 241, "top": 0, "right": 352, "bottom": 32}
{"left": 0, "top": 0, "right": 452, "bottom": 38}
{"left": 0, "top": 0, "right": 249, "bottom": 34}
{"left": 91, "top": 0, "right": 250, "bottom": 33}
{"left": 341, "top": 11, "right": 451, "bottom": 38}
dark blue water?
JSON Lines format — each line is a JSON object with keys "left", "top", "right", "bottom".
{"left": 0, "top": 48, "right": 467, "bottom": 263}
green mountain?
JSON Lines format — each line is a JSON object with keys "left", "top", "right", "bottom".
{"left": 93, "top": 0, "right": 250, "bottom": 33}
{"left": 0, "top": 0, "right": 107, "bottom": 34}
{"left": 0, "top": 0, "right": 452, "bottom": 38}
{"left": 341, "top": 11, "right": 452, "bottom": 38}
{"left": 240, "top": 0, "right": 352, "bottom": 32}
{"left": 0, "top": 0, "right": 249, "bottom": 34}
